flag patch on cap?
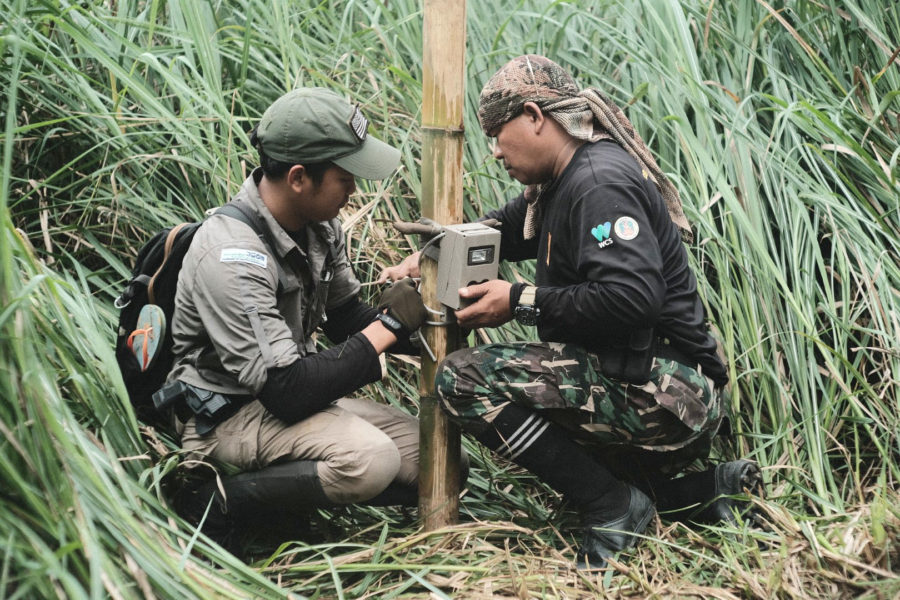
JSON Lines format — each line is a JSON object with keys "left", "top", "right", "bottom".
{"left": 349, "top": 105, "right": 368, "bottom": 141}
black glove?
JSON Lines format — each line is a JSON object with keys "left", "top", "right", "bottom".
{"left": 377, "top": 278, "right": 428, "bottom": 335}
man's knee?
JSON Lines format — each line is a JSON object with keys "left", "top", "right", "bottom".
{"left": 435, "top": 347, "right": 504, "bottom": 437}
{"left": 435, "top": 347, "right": 482, "bottom": 409}
{"left": 321, "top": 437, "right": 402, "bottom": 505}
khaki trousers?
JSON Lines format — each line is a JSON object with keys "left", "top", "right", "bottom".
{"left": 180, "top": 397, "right": 419, "bottom": 505}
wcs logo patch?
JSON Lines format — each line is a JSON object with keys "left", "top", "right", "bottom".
{"left": 591, "top": 221, "right": 611, "bottom": 241}
{"left": 591, "top": 221, "right": 613, "bottom": 248}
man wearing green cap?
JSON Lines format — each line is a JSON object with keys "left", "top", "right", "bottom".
{"left": 167, "top": 87, "right": 443, "bottom": 552}
{"left": 381, "top": 56, "right": 762, "bottom": 569}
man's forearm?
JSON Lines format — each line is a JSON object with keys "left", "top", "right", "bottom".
{"left": 256, "top": 332, "right": 383, "bottom": 423}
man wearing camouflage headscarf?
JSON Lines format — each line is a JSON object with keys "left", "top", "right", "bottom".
{"left": 380, "top": 55, "right": 761, "bottom": 569}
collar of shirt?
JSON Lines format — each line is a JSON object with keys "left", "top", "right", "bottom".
{"left": 237, "top": 168, "right": 337, "bottom": 278}
{"left": 234, "top": 167, "right": 335, "bottom": 256}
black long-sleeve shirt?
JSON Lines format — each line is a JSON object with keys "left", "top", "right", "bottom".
{"left": 488, "top": 140, "right": 727, "bottom": 387}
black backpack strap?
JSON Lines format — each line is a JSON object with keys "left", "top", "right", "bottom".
{"left": 216, "top": 201, "right": 263, "bottom": 235}
{"left": 215, "top": 202, "right": 287, "bottom": 295}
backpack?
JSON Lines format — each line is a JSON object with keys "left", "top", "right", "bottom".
{"left": 114, "top": 201, "right": 265, "bottom": 430}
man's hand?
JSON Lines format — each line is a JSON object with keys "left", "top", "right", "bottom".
{"left": 454, "top": 280, "right": 513, "bottom": 329}
{"left": 377, "top": 277, "right": 428, "bottom": 333}
{"left": 377, "top": 251, "right": 422, "bottom": 284}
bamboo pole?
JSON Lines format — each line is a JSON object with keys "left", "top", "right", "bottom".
{"left": 418, "top": 0, "right": 466, "bottom": 530}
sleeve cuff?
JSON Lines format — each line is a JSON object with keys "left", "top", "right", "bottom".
{"left": 509, "top": 282, "right": 527, "bottom": 309}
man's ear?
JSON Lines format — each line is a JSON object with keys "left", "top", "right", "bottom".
{"left": 286, "top": 164, "right": 307, "bottom": 191}
{"left": 522, "top": 102, "right": 546, "bottom": 131}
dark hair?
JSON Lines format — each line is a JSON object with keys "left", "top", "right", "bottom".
{"left": 250, "top": 126, "right": 332, "bottom": 185}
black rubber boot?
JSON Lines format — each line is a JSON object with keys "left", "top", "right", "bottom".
{"left": 474, "top": 404, "right": 629, "bottom": 518}
{"left": 173, "top": 460, "right": 330, "bottom": 554}
{"left": 473, "top": 404, "right": 652, "bottom": 568}
{"left": 651, "top": 459, "right": 763, "bottom": 525}
{"left": 362, "top": 482, "right": 418, "bottom": 507}
{"left": 577, "top": 485, "right": 656, "bottom": 570}
{"left": 702, "top": 460, "right": 764, "bottom": 523}
{"left": 363, "top": 452, "right": 471, "bottom": 508}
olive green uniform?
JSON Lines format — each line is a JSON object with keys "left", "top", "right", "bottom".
{"left": 170, "top": 169, "right": 419, "bottom": 504}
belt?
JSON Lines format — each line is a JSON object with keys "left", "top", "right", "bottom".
{"left": 655, "top": 338, "right": 699, "bottom": 371}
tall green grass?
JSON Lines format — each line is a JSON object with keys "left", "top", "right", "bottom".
{"left": 2, "top": 0, "right": 898, "bottom": 597}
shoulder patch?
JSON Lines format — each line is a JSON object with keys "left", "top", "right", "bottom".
{"left": 590, "top": 221, "right": 612, "bottom": 242}
{"left": 220, "top": 248, "right": 268, "bottom": 268}
{"left": 614, "top": 217, "right": 639, "bottom": 241}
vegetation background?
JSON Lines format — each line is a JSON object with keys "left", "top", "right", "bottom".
{"left": 1, "top": 0, "right": 898, "bottom": 598}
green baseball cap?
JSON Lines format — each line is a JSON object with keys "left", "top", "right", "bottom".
{"left": 255, "top": 87, "right": 401, "bottom": 180}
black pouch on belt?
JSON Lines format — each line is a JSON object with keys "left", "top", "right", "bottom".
{"left": 596, "top": 327, "right": 657, "bottom": 385}
{"left": 152, "top": 381, "right": 249, "bottom": 435}
{"left": 184, "top": 385, "right": 251, "bottom": 435}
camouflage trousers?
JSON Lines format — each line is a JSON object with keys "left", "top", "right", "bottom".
{"left": 435, "top": 342, "right": 722, "bottom": 454}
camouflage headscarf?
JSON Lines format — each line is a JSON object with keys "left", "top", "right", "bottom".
{"left": 478, "top": 55, "right": 692, "bottom": 242}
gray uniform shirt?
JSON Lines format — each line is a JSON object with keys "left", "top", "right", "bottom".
{"left": 168, "top": 168, "right": 361, "bottom": 396}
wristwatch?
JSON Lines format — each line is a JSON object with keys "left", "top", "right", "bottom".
{"left": 514, "top": 285, "right": 540, "bottom": 326}
{"left": 377, "top": 312, "right": 407, "bottom": 337}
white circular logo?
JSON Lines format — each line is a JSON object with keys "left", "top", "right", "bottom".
{"left": 614, "top": 216, "right": 639, "bottom": 241}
